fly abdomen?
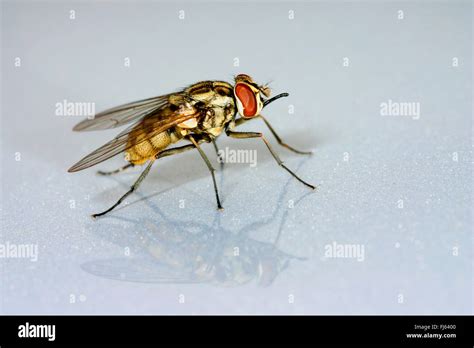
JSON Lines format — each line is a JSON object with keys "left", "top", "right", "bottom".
{"left": 126, "top": 131, "right": 173, "bottom": 165}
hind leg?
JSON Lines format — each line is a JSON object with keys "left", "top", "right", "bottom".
{"left": 97, "top": 163, "right": 135, "bottom": 176}
{"left": 92, "top": 161, "right": 154, "bottom": 219}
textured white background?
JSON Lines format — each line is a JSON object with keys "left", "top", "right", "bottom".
{"left": 1, "top": 0, "right": 472, "bottom": 314}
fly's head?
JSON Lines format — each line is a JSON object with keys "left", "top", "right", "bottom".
{"left": 233, "top": 74, "right": 288, "bottom": 119}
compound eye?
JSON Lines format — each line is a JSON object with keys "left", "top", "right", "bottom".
{"left": 235, "top": 83, "right": 257, "bottom": 117}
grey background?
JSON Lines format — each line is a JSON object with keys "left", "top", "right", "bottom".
{"left": 1, "top": 0, "right": 472, "bottom": 314}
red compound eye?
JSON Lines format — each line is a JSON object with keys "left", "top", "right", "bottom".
{"left": 235, "top": 83, "right": 257, "bottom": 117}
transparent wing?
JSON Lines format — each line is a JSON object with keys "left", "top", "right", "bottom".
{"left": 72, "top": 94, "right": 171, "bottom": 131}
{"left": 68, "top": 103, "right": 201, "bottom": 172}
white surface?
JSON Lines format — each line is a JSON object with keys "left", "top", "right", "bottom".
{"left": 1, "top": 1, "right": 472, "bottom": 314}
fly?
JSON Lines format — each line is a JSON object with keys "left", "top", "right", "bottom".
{"left": 68, "top": 74, "right": 315, "bottom": 218}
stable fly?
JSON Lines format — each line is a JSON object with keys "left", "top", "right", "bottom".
{"left": 68, "top": 74, "right": 315, "bottom": 218}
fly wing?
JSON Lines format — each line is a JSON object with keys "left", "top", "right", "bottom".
{"left": 72, "top": 94, "right": 171, "bottom": 131}
{"left": 68, "top": 101, "right": 201, "bottom": 172}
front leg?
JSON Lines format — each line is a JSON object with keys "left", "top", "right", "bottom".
{"left": 225, "top": 129, "right": 315, "bottom": 190}
{"left": 234, "top": 116, "right": 312, "bottom": 155}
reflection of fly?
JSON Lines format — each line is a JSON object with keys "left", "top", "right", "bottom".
{"left": 68, "top": 74, "right": 315, "bottom": 218}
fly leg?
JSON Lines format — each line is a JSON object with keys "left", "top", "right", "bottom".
{"left": 92, "top": 144, "right": 203, "bottom": 218}
{"left": 92, "top": 161, "right": 154, "bottom": 219}
{"left": 257, "top": 115, "right": 312, "bottom": 155}
{"left": 211, "top": 139, "right": 225, "bottom": 169}
{"left": 155, "top": 144, "right": 196, "bottom": 159}
{"left": 187, "top": 136, "right": 224, "bottom": 210}
{"left": 226, "top": 130, "right": 315, "bottom": 190}
{"left": 235, "top": 116, "right": 312, "bottom": 155}
{"left": 97, "top": 163, "right": 135, "bottom": 176}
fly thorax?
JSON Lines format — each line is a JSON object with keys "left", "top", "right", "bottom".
{"left": 206, "top": 127, "right": 224, "bottom": 137}
{"left": 201, "top": 106, "right": 228, "bottom": 130}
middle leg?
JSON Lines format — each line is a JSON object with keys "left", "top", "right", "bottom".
{"left": 212, "top": 139, "right": 225, "bottom": 169}
{"left": 187, "top": 136, "right": 224, "bottom": 210}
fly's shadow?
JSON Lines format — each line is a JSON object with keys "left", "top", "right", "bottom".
{"left": 81, "top": 157, "right": 313, "bottom": 287}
